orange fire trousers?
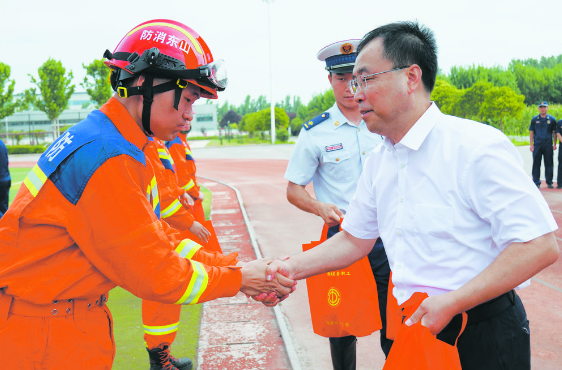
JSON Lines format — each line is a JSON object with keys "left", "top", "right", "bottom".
{"left": 0, "top": 293, "right": 114, "bottom": 369}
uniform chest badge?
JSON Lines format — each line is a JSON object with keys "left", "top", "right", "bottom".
{"left": 548, "top": 120, "right": 551, "bottom": 124}
{"left": 326, "top": 143, "right": 343, "bottom": 152}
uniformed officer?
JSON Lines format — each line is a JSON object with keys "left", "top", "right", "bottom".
{"left": 530, "top": 101, "right": 557, "bottom": 188}
{"left": 284, "top": 39, "right": 392, "bottom": 370}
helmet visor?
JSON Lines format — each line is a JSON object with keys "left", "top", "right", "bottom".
{"left": 205, "top": 59, "right": 228, "bottom": 89}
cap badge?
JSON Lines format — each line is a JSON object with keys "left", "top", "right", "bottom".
{"left": 341, "top": 43, "right": 353, "bottom": 55}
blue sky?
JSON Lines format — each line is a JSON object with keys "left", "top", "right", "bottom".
{"left": 1, "top": 0, "right": 561, "bottom": 107}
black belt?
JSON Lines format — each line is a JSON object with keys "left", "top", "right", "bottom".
{"left": 436, "top": 290, "right": 516, "bottom": 345}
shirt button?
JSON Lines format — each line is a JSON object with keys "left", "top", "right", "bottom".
{"left": 399, "top": 197, "right": 404, "bottom": 203}
{"left": 400, "top": 163, "right": 406, "bottom": 168}
{"left": 358, "top": 128, "right": 361, "bottom": 131}
{"left": 399, "top": 292, "right": 404, "bottom": 297}
{"left": 386, "top": 149, "right": 391, "bottom": 152}
{"left": 336, "top": 158, "right": 339, "bottom": 162}
{"left": 396, "top": 264, "right": 402, "bottom": 269}
{"left": 362, "top": 151, "right": 366, "bottom": 155}
{"left": 396, "top": 230, "right": 402, "bottom": 236}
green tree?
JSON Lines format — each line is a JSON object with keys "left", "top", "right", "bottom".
{"left": 431, "top": 77, "right": 462, "bottom": 115}
{"left": 452, "top": 81, "right": 495, "bottom": 120}
{"left": 81, "top": 58, "right": 112, "bottom": 108}
{"left": 0, "top": 62, "right": 21, "bottom": 120}
{"left": 480, "top": 86, "right": 525, "bottom": 132}
{"left": 24, "top": 58, "right": 75, "bottom": 138}
{"left": 510, "top": 63, "right": 547, "bottom": 105}
{"left": 255, "top": 107, "right": 289, "bottom": 132}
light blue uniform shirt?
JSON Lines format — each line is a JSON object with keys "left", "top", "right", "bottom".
{"left": 285, "top": 103, "right": 383, "bottom": 212}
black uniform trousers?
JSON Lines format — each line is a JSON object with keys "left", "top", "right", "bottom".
{"left": 437, "top": 290, "right": 530, "bottom": 370}
{"left": 0, "top": 179, "right": 10, "bottom": 218}
{"left": 557, "top": 148, "right": 562, "bottom": 186}
{"left": 326, "top": 225, "right": 393, "bottom": 357}
{"left": 532, "top": 143, "right": 553, "bottom": 186}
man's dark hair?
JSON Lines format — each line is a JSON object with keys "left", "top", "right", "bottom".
{"left": 357, "top": 21, "right": 438, "bottom": 93}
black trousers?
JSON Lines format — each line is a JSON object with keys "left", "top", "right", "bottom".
{"left": 557, "top": 148, "right": 562, "bottom": 186}
{"left": 0, "top": 179, "right": 10, "bottom": 217}
{"left": 438, "top": 292, "right": 530, "bottom": 370}
{"left": 326, "top": 226, "right": 393, "bottom": 357}
{"left": 532, "top": 144, "right": 553, "bottom": 185}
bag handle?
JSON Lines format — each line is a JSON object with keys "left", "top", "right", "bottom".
{"left": 320, "top": 217, "right": 344, "bottom": 242}
{"left": 454, "top": 312, "right": 468, "bottom": 347}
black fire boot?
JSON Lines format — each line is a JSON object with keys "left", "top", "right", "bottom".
{"left": 147, "top": 345, "right": 193, "bottom": 370}
{"left": 330, "top": 339, "right": 357, "bottom": 370}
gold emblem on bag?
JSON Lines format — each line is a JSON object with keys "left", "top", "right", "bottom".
{"left": 328, "top": 287, "right": 341, "bottom": 307}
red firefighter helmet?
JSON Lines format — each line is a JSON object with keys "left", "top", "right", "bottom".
{"left": 103, "top": 19, "right": 227, "bottom": 135}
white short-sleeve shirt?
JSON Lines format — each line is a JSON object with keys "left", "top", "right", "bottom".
{"left": 342, "top": 103, "right": 558, "bottom": 305}
{"left": 284, "top": 103, "right": 383, "bottom": 211}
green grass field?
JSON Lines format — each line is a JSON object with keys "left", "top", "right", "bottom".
{"left": 8, "top": 170, "right": 211, "bottom": 369}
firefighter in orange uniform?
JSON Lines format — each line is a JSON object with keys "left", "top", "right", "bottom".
{"left": 143, "top": 135, "right": 219, "bottom": 370}
{"left": 166, "top": 122, "right": 206, "bottom": 222}
{"left": 0, "top": 19, "right": 294, "bottom": 370}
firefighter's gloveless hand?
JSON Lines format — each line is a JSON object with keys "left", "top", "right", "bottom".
{"left": 188, "top": 221, "right": 210, "bottom": 243}
{"left": 240, "top": 259, "right": 295, "bottom": 298}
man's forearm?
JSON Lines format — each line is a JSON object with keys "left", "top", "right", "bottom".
{"left": 286, "top": 181, "right": 321, "bottom": 216}
{"left": 449, "top": 232, "right": 559, "bottom": 314}
{"left": 287, "top": 231, "right": 375, "bottom": 280}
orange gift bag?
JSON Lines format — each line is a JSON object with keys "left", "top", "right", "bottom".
{"left": 302, "top": 223, "right": 382, "bottom": 338}
{"left": 184, "top": 202, "right": 223, "bottom": 253}
{"left": 383, "top": 292, "right": 466, "bottom": 370}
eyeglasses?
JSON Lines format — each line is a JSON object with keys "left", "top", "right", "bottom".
{"left": 348, "top": 66, "right": 410, "bottom": 93}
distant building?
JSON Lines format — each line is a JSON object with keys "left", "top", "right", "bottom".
{"left": 192, "top": 103, "right": 219, "bottom": 136}
{"left": 1, "top": 92, "right": 219, "bottom": 145}
{"left": 2, "top": 92, "right": 96, "bottom": 145}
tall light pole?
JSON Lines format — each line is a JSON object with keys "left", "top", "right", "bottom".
{"left": 263, "top": 0, "right": 275, "bottom": 144}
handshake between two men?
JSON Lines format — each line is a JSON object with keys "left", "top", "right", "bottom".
{"left": 237, "top": 256, "right": 299, "bottom": 307}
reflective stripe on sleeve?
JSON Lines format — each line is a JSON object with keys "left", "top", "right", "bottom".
{"left": 175, "top": 260, "right": 208, "bottom": 305}
{"left": 161, "top": 199, "right": 182, "bottom": 218}
{"left": 158, "top": 148, "right": 176, "bottom": 171}
{"left": 185, "top": 147, "right": 193, "bottom": 161}
{"left": 175, "top": 239, "right": 202, "bottom": 259}
{"left": 23, "top": 164, "right": 47, "bottom": 197}
{"left": 182, "top": 179, "right": 195, "bottom": 191}
{"left": 149, "top": 176, "right": 160, "bottom": 219}
{"left": 143, "top": 322, "right": 180, "bottom": 336}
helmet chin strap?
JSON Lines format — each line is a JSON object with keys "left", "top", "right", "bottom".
{"left": 141, "top": 75, "right": 155, "bottom": 136}
{"left": 115, "top": 74, "right": 188, "bottom": 136}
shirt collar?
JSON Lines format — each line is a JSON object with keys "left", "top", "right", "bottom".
{"left": 329, "top": 103, "right": 363, "bottom": 130}
{"left": 99, "top": 97, "right": 149, "bottom": 151}
{"left": 383, "top": 102, "right": 441, "bottom": 151}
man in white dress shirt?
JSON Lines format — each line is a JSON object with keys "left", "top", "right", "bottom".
{"left": 285, "top": 39, "right": 392, "bottom": 369}
{"left": 267, "top": 21, "right": 559, "bottom": 370}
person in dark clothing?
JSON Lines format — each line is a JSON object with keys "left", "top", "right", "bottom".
{"left": 0, "top": 139, "right": 10, "bottom": 217}
{"left": 529, "top": 101, "right": 557, "bottom": 188}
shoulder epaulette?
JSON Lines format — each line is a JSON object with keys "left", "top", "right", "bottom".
{"left": 303, "top": 112, "right": 330, "bottom": 130}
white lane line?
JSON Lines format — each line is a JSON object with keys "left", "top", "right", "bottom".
{"left": 199, "top": 175, "right": 303, "bottom": 370}
{"left": 532, "top": 277, "right": 562, "bottom": 294}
